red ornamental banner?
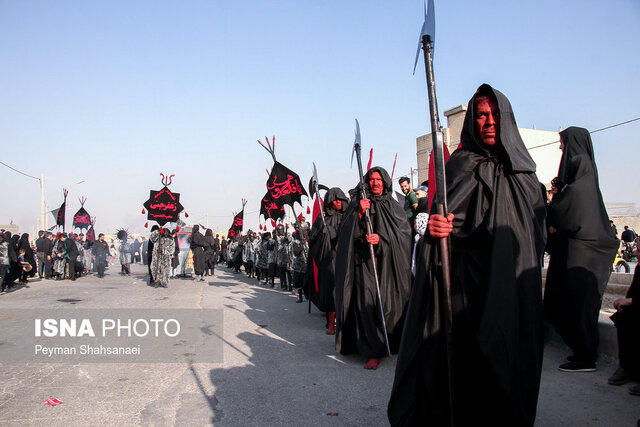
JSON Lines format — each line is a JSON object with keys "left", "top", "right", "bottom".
{"left": 143, "top": 186, "right": 184, "bottom": 226}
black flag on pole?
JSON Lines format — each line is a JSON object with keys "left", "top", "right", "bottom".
{"left": 73, "top": 197, "right": 91, "bottom": 230}
{"left": 265, "top": 161, "right": 308, "bottom": 208}
{"left": 260, "top": 191, "right": 286, "bottom": 225}
{"left": 56, "top": 189, "right": 68, "bottom": 230}
{"left": 227, "top": 210, "right": 244, "bottom": 238}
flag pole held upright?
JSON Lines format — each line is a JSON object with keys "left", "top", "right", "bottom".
{"left": 417, "top": 0, "right": 455, "bottom": 423}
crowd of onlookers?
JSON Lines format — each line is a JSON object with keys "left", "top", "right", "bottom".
{"left": 0, "top": 229, "right": 159, "bottom": 293}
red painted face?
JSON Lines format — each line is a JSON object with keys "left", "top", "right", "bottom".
{"left": 369, "top": 171, "right": 384, "bottom": 196}
{"left": 474, "top": 95, "right": 500, "bottom": 147}
{"left": 332, "top": 200, "right": 343, "bottom": 210}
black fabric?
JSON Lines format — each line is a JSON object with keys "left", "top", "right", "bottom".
{"left": 545, "top": 129, "right": 618, "bottom": 363}
{"left": 388, "top": 84, "right": 547, "bottom": 427}
{"left": 64, "top": 238, "right": 79, "bottom": 259}
{"left": 18, "top": 234, "right": 36, "bottom": 277}
{"left": 172, "top": 236, "right": 180, "bottom": 269}
{"left": 190, "top": 226, "right": 206, "bottom": 276}
{"left": 204, "top": 231, "right": 217, "bottom": 270}
{"left": 334, "top": 166, "right": 412, "bottom": 358}
{"left": 35, "top": 237, "right": 47, "bottom": 253}
{"left": 556, "top": 126, "right": 598, "bottom": 188}
{"left": 610, "top": 266, "right": 640, "bottom": 379}
{"left": 307, "top": 187, "right": 349, "bottom": 313}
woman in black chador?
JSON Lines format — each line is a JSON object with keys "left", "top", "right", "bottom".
{"left": 388, "top": 84, "right": 547, "bottom": 426}
{"left": 190, "top": 225, "right": 206, "bottom": 281}
{"left": 204, "top": 229, "right": 217, "bottom": 277}
{"left": 307, "top": 187, "right": 349, "bottom": 334}
{"left": 545, "top": 127, "right": 618, "bottom": 371}
{"left": 18, "top": 233, "right": 36, "bottom": 283}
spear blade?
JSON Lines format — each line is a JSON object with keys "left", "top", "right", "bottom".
{"left": 413, "top": 0, "right": 436, "bottom": 75}
{"left": 351, "top": 119, "right": 361, "bottom": 168}
{"left": 312, "top": 162, "right": 327, "bottom": 229}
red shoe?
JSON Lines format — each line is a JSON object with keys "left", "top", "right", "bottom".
{"left": 364, "top": 357, "right": 381, "bottom": 370}
{"left": 325, "top": 311, "right": 336, "bottom": 335}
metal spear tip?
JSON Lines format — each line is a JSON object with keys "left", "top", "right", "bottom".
{"left": 312, "top": 162, "right": 319, "bottom": 184}
{"left": 351, "top": 119, "right": 361, "bottom": 168}
{"left": 413, "top": 0, "right": 436, "bottom": 75}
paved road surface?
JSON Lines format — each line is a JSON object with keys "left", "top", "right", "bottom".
{"left": 0, "top": 264, "right": 638, "bottom": 426}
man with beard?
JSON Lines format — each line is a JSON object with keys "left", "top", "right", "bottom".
{"left": 92, "top": 233, "right": 110, "bottom": 278}
{"left": 399, "top": 177, "right": 418, "bottom": 224}
{"left": 307, "top": 187, "right": 349, "bottom": 334}
{"left": 545, "top": 127, "right": 618, "bottom": 372}
{"left": 388, "top": 84, "right": 547, "bottom": 426}
{"left": 334, "top": 167, "right": 412, "bottom": 370}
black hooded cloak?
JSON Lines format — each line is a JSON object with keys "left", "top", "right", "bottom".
{"left": 190, "top": 225, "right": 206, "bottom": 276}
{"left": 307, "top": 187, "right": 349, "bottom": 313}
{"left": 544, "top": 128, "right": 618, "bottom": 363}
{"left": 388, "top": 84, "right": 547, "bottom": 426}
{"left": 334, "top": 166, "right": 412, "bottom": 358}
{"left": 204, "top": 229, "right": 217, "bottom": 270}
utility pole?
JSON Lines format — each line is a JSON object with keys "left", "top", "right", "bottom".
{"left": 40, "top": 173, "right": 45, "bottom": 232}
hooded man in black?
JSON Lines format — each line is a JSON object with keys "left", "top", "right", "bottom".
{"left": 334, "top": 166, "right": 412, "bottom": 370}
{"left": 190, "top": 225, "right": 206, "bottom": 281}
{"left": 388, "top": 84, "right": 547, "bottom": 426}
{"left": 307, "top": 187, "right": 349, "bottom": 334}
{"left": 545, "top": 127, "right": 618, "bottom": 371}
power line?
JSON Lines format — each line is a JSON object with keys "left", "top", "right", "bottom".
{"left": 0, "top": 159, "right": 40, "bottom": 181}
{"left": 528, "top": 117, "right": 640, "bottom": 150}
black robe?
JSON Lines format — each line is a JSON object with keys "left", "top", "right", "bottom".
{"left": 18, "top": 234, "right": 36, "bottom": 277}
{"left": 388, "top": 84, "right": 547, "bottom": 426}
{"left": 334, "top": 166, "right": 412, "bottom": 358}
{"left": 204, "top": 233, "right": 216, "bottom": 269}
{"left": 307, "top": 187, "right": 348, "bottom": 313}
{"left": 190, "top": 226, "right": 206, "bottom": 276}
{"left": 610, "top": 265, "right": 640, "bottom": 379}
{"left": 545, "top": 128, "right": 618, "bottom": 363}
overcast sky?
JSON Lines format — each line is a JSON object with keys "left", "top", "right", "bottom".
{"left": 2, "top": 0, "right": 639, "bottom": 236}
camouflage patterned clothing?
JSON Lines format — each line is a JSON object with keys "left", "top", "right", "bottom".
{"left": 289, "top": 239, "right": 308, "bottom": 273}
{"left": 150, "top": 230, "right": 175, "bottom": 288}
{"left": 276, "top": 235, "right": 291, "bottom": 268}
{"left": 256, "top": 238, "right": 268, "bottom": 269}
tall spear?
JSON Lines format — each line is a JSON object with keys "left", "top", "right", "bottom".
{"left": 352, "top": 119, "right": 391, "bottom": 357}
{"left": 415, "top": 0, "right": 455, "bottom": 423}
